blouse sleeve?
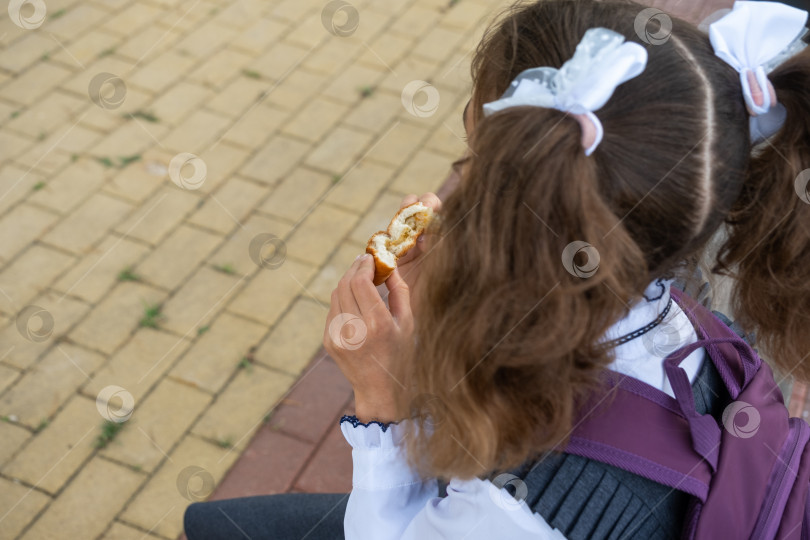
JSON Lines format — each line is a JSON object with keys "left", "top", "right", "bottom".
{"left": 339, "top": 415, "right": 568, "bottom": 540}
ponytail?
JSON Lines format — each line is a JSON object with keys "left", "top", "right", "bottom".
{"left": 715, "top": 47, "right": 810, "bottom": 381}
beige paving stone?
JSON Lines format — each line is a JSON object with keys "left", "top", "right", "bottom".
{"left": 213, "top": 1, "right": 268, "bottom": 30}
{"left": 220, "top": 104, "right": 289, "bottom": 149}
{"left": 20, "top": 457, "right": 143, "bottom": 540}
{"left": 90, "top": 119, "right": 170, "bottom": 158}
{"left": 52, "top": 235, "right": 149, "bottom": 304}
{"left": 0, "top": 32, "right": 55, "bottom": 73}
{"left": 270, "top": 0, "right": 317, "bottom": 22}
{"left": 389, "top": 148, "right": 450, "bottom": 195}
{"left": 0, "top": 292, "right": 90, "bottom": 370}
{"left": 440, "top": 0, "right": 492, "bottom": 30}
{"left": 188, "top": 48, "right": 253, "bottom": 90}
{"left": 148, "top": 82, "right": 212, "bottom": 127}
{"left": 240, "top": 134, "right": 310, "bottom": 185}
{"left": 0, "top": 205, "right": 60, "bottom": 266}
{"left": 5, "top": 91, "right": 86, "bottom": 139}
{"left": 136, "top": 224, "right": 222, "bottom": 290}
{"left": 17, "top": 124, "right": 104, "bottom": 175}
{"left": 104, "top": 2, "right": 164, "bottom": 35}
{"left": 436, "top": 49, "right": 475, "bottom": 93}
{"left": 3, "top": 395, "right": 99, "bottom": 494}
{"left": 209, "top": 213, "right": 293, "bottom": 276}
{"left": 205, "top": 76, "right": 268, "bottom": 117}
{"left": 50, "top": 29, "right": 123, "bottom": 69}
{"left": 230, "top": 17, "right": 287, "bottom": 55}
{"left": 0, "top": 343, "right": 104, "bottom": 428}
{"left": 120, "top": 435, "right": 239, "bottom": 539}
{"left": 41, "top": 193, "right": 133, "bottom": 255}
{"left": 194, "top": 142, "right": 251, "bottom": 194}
{"left": 114, "top": 185, "right": 199, "bottom": 245}
{"left": 305, "top": 126, "right": 374, "bottom": 174}
{"left": 187, "top": 177, "right": 267, "bottom": 235}
{"left": 0, "top": 130, "right": 34, "bottom": 163}
{"left": 263, "top": 68, "right": 327, "bottom": 111}
{"left": 0, "top": 164, "right": 46, "bottom": 216}
{"left": 0, "top": 244, "right": 75, "bottom": 316}
{"left": 302, "top": 39, "right": 363, "bottom": 77}
{"left": 162, "top": 109, "right": 231, "bottom": 153}
{"left": 281, "top": 96, "right": 349, "bottom": 142}
{"left": 82, "top": 328, "right": 191, "bottom": 404}
{"left": 59, "top": 54, "right": 135, "bottom": 97}
{"left": 350, "top": 190, "right": 405, "bottom": 244}
{"left": 77, "top": 86, "right": 154, "bottom": 134}
{"left": 28, "top": 158, "right": 107, "bottom": 214}
{"left": 342, "top": 89, "right": 402, "bottom": 135}
{"left": 321, "top": 63, "right": 385, "bottom": 104}
{"left": 357, "top": 33, "right": 415, "bottom": 71}
{"left": 254, "top": 297, "right": 327, "bottom": 375}
{"left": 46, "top": 4, "right": 108, "bottom": 40}
{"left": 285, "top": 204, "right": 358, "bottom": 266}
{"left": 102, "top": 378, "right": 210, "bottom": 472}
{"left": 425, "top": 110, "right": 468, "bottom": 158}
{"left": 191, "top": 362, "right": 295, "bottom": 449}
{"left": 0, "top": 419, "right": 29, "bottom": 466}
{"left": 325, "top": 159, "right": 397, "bottom": 212}
{"left": 365, "top": 121, "right": 430, "bottom": 168}
{"left": 170, "top": 311, "right": 267, "bottom": 393}
{"left": 174, "top": 19, "right": 238, "bottom": 59}
{"left": 412, "top": 24, "right": 467, "bottom": 63}
{"left": 100, "top": 521, "right": 162, "bottom": 540}
{"left": 283, "top": 12, "right": 328, "bottom": 50}
{"left": 389, "top": 4, "right": 439, "bottom": 37}
{"left": 378, "top": 58, "right": 440, "bottom": 103}
{"left": 251, "top": 41, "right": 313, "bottom": 81}
{"left": 160, "top": 266, "right": 243, "bottom": 336}
{"left": 259, "top": 167, "right": 332, "bottom": 222}
{"left": 69, "top": 282, "right": 166, "bottom": 354}
{"left": 0, "top": 363, "right": 21, "bottom": 396}
{"left": 103, "top": 150, "right": 170, "bottom": 204}
{"left": 227, "top": 259, "right": 316, "bottom": 326}
{"left": 0, "top": 476, "right": 51, "bottom": 540}
{"left": 127, "top": 50, "right": 197, "bottom": 94}
{"left": 115, "top": 25, "right": 183, "bottom": 64}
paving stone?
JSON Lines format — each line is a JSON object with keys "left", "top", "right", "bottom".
{"left": 52, "top": 235, "right": 150, "bottom": 304}
{"left": 281, "top": 96, "right": 349, "bottom": 142}
{"left": 102, "top": 378, "right": 211, "bottom": 472}
{"left": 50, "top": 29, "right": 122, "bottom": 69}
{"left": 284, "top": 204, "right": 358, "bottom": 267}
{"left": 3, "top": 395, "right": 100, "bottom": 494}
{"left": 230, "top": 17, "right": 287, "bottom": 55}
{"left": 0, "top": 476, "right": 51, "bottom": 540}
{"left": 100, "top": 521, "right": 163, "bottom": 540}
{"left": 320, "top": 64, "right": 385, "bottom": 104}
{"left": 440, "top": 0, "right": 492, "bottom": 30}
{"left": 59, "top": 54, "right": 136, "bottom": 100}
{"left": 0, "top": 164, "right": 45, "bottom": 216}
{"left": 42, "top": 192, "right": 133, "bottom": 255}
{"left": 4, "top": 91, "right": 86, "bottom": 138}
{"left": 0, "top": 204, "right": 59, "bottom": 264}
{"left": 169, "top": 311, "right": 266, "bottom": 393}
{"left": 103, "top": 148, "right": 177, "bottom": 204}
{"left": 28, "top": 158, "right": 107, "bottom": 214}
{"left": 90, "top": 118, "right": 170, "bottom": 157}
{"left": 306, "top": 242, "right": 363, "bottom": 306}
{"left": 162, "top": 109, "right": 231, "bottom": 154}
{"left": 412, "top": 24, "right": 467, "bottom": 63}
{"left": 82, "top": 328, "right": 191, "bottom": 404}
{"left": 254, "top": 298, "right": 328, "bottom": 376}
{"left": 364, "top": 121, "right": 430, "bottom": 168}
{"left": 0, "top": 130, "right": 34, "bottom": 164}
{"left": 147, "top": 82, "right": 212, "bottom": 127}
{"left": 0, "top": 343, "right": 104, "bottom": 428}
{"left": 127, "top": 50, "right": 197, "bottom": 94}
{"left": 0, "top": 291, "right": 90, "bottom": 370}
{"left": 20, "top": 457, "right": 143, "bottom": 540}
{"left": 205, "top": 76, "right": 268, "bottom": 118}
{"left": 191, "top": 363, "right": 295, "bottom": 449}
{"left": 187, "top": 48, "right": 252, "bottom": 90}
{"left": 137, "top": 224, "right": 222, "bottom": 290}
{"left": 0, "top": 244, "right": 75, "bottom": 316}
{"left": 349, "top": 190, "right": 404, "bottom": 244}
{"left": 305, "top": 126, "right": 374, "bottom": 174}
{"left": 227, "top": 259, "right": 316, "bottom": 326}
{"left": 293, "top": 406, "right": 353, "bottom": 493}
{"left": 187, "top": 177, "right": 267, "bottom": 235}
{"left": 239, "top": 134, "right": 310, "bottom": 185}
{"left": 389, "top": 148, "right": 449, "bottom": 195}
{"left": 17, "top": 125, "right": 105, "bottom": 175}
{"left": 324, "top": 160, "right": 396, "bottom": 212}
{"left": 46, "top": 4, "right": 108, "bottom": 40}
{"left": 220, "top": 105, "right": 289, "bottom": 150}
{"left": 0, "top": 32, "right": 55, "bottom": 73}
{"left": 209, "top": 428, "right": 314, "bottom": 499}
{"left": 193, "top": 142, "right": 251, "bottom": 194}
{"left": 250, "top": 41, "right": 312, "bottom": 80}
{"left": 104, "top": 3, "right": 164, "bottom": 36}
{"left": 425, "top": 105, "right": 468, "bottom": 158}
{"left": 174, "top": 19, "right": 238, "bottom": 59}
{"left": 300, "top": 39, "right": 360, "bottom": 78}
{"left": 114, "top": 185, "right": 199, "bottom": 245}
{"left": 115, "top": 25, "right": 183, "bottom": 64}
{"left": 259, "top": 167, "right": 332, "bottom": 223}
{"left": 120, "top": 435, "right": 239, "bottom": 539}
{"left": 0, "top": 419, "right": 30, "bottom": 467}
{"left": 160, "top": 267, "right": 243, "bottom": 336}
{"left": 264, "top": 68, "right": 327, "bottom": 111}
{"left": 209, "top": 213, "right": 293, "bottom": 276}
{"left": 212, "top": 1, "right": 269, "bottom": 30}
{"left": 77, "top": 85, "right": 153, "bottom": 134}
{"left": 0, "top": 62, "right": 73, "bottom": 106}
{"left": 356, "top": 33, "right": 415, "bottom": 71}
{"left": 342, "top": 89, "right": 401, "bottom": 135}
{"left": 69, "top": 282, "right": 166, "bottom": 354}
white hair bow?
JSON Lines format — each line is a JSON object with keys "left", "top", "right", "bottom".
{"left": 482, "top": 27, "right": 648, "bottom": 156}
{"left": 709, "top": 1, "right": 808, "bottom": 141}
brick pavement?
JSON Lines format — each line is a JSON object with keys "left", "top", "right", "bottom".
{"left": 1, "top": 0, "right": 808, "bottom": 539}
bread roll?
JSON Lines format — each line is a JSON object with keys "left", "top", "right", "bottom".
{"left": 366, "top": 202, "right": 434, "bottom": 285}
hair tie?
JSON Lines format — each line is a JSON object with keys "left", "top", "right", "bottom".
{"left": 481, "top": 28, "right": 648, "bottom": 156}
{"left": 708, "top": 1, "right": 808, "bottom": 142}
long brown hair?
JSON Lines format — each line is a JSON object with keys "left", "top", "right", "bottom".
{"left": 394, "top": 0, "right": 810, "bottom": 480}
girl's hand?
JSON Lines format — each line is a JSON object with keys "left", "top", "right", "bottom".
{"left": 393, "top": 192, "right": 442, "bottom": 294}
{"left": 324, "top": 254, "right": 414, "bottom": 424}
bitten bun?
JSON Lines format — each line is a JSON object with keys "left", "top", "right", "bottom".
{"left": 366, "top": 202, "right": 434, "bottom": 286}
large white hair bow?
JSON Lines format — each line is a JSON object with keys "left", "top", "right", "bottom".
{"left": 709, "top": 1, "right": 808, "bottom": 141}
{"left": 482, "top": 28, "right": 648, "bottom": 156}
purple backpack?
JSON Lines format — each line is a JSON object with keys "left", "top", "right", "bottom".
{"left": 566, "top": 287, "right": 810, "bottom": 539}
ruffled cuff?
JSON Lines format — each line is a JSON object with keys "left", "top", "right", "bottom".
{"left": 340, "top": 415, "right": 424, "bottom": 490}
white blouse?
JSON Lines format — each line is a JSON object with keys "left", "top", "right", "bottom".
{"left": 339, "top": 279, "right": 706, "bottom": 539}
